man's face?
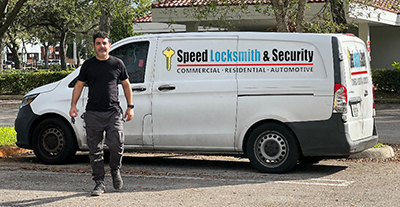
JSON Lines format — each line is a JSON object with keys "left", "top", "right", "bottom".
{"left": 94, "top": 37, "right": 111, "bottom": 60}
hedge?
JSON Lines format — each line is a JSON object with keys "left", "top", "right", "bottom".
{"left": 0, "top": 69, "right": 73, "bottom": 95}
{"left": 372, "top": 68, "right": 400, "bottom": 93}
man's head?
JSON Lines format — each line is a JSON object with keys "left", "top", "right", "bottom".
{"left": 93, "top": 31, "right": 111, "bottom": 60}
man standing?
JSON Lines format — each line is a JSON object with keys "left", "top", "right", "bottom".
{"left": 69, "top": 31, "right": 134, "bottom": 196}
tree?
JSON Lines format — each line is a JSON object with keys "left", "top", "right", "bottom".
{"left": 176, "top": 0, "right": 308, "bottom": 32}
{"left": 30, "top": 29, "right": 58, "bottom": 69}
{"left": 0, "top": 0, "right": 28, "bottom": 71}
{"left": 270, "top": 0, "right": 307, "bottom": 32}
{"left": 111, "top": 0, "right": 152, "bottom": 42}
{"left": 167, "top": 0, "right": 363, "bottom": 33}
{"left": 22, "top": 0, "right": 98, "bottom": 70}
{"left": 93, "top": 0, "right": 151, "bottom": 42}
{"left": 5, "top": 31, "right": 22, "bottom": 69}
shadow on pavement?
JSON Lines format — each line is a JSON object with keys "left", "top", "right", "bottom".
{"left": 0, "top": 192, "right": 88, "bottom": 207}
{"left": 0, "top": 153, "right": 348, "bottom": 195}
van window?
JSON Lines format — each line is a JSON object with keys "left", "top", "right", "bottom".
{"left": 110, "top": 41, "right": 149, "bottom": 83}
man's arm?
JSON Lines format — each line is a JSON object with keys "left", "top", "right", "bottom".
{"left": 121, "top": 79, "right": 134, "bottom": 122}
{"left": 69, "top": 80, "right": 85, "bottom": 118}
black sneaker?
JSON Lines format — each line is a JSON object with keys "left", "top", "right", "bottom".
{"left": 111, "top": 170, "right": 123, "bottom": 190}
{"left": 91, "top": 180, "right": 105, "bottom": 196}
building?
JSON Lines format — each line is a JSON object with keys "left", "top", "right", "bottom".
{"left": 133, "top": 0, "right": 400, "bottom": 69}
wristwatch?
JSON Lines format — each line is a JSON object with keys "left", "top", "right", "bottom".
{"left": 128, "top": 104, "right": 134, "bottom": 109}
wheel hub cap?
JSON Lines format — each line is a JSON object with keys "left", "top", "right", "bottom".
{"left": 256, "top": 132, "right": 288, "bottom": 165}
{"left": 41, "top": 128, "right": 64, "bottom": 155}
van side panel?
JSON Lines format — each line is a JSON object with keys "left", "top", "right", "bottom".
{"left": 151, "top": 35, "right": 238, "bottom": 150}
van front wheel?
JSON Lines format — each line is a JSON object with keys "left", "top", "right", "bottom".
{"left": 32, "top": 118, "right": 77, "bottom": 164}
{"left": 246, "top": 123, "right": 300, "bottom": 173}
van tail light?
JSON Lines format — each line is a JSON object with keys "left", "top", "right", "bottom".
{"left": 333, "top": 83, "right": 348, "bottom": 113}
{"left": 372, "top": 85, "right": 375, "bottom": 109}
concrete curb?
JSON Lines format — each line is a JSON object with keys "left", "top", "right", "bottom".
{"left": 348, "top": 146, "right": 395, "bottom": 159}
{"left": 0, "top": 145, "right": 30, "bottom": 157}
{"left": 0, "top": 95, "right": 24, "bottom": 100}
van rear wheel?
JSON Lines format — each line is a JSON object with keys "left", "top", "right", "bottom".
{"left": 246, "top": 123, "right": 300, "bottom": 173}
{"left": 32, "top": 118, "right": 77, "bottom": 164}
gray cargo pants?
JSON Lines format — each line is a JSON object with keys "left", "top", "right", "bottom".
{"left": 84, "top": 110, "right": 124, "bottom": 181}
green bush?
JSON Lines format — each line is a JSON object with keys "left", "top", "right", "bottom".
{"left": 0, "top": 127, "right": 17, "bottom": 146}
{"left": 392, "top": 61, "right": 400, "bottom": 70}
{"left": 0, "top": 69, "right": 73, "bottom": 95}
{"left": 372, "top": 68, "right": 400, "bottom": 93}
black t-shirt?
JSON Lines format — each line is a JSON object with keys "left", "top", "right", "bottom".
{"left": 77, "top": 56, "right": 129, "bottom": 112}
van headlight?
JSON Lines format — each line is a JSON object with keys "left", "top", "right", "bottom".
{"left": 20, "top": 93, "right": 39, "bottom": 109}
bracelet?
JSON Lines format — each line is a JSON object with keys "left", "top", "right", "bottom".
{"left": 127, "top": 104, "right": 134, "bottom": 109}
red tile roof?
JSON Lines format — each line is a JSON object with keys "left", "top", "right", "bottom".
{"left": 367, "top": 0, "right": 400, "bottom": 13}
{"left": 152, "top": 0, "right": 269, "bottom": 8}
{"left": 152, "top": 0, "right": 400, "bottom": 13}
{"left": 133, "top": 14, "right": 153, "bottom": 23}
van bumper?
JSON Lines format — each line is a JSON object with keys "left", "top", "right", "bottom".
{"left": 15, "top": 105, "right": 38, "bottom": 149}
{"left": 348, "top": 125, "right": 379, "bottom": 154}
{"left": 290, "top": 114, "right": 379, "bottom": 157}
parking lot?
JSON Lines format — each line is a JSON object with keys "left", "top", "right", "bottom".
{"left": 0, "top": 149, "right": 400, "bottom": 206}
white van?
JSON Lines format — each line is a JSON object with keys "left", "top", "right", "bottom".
{"left": 15, "top": 32, "right": 378, "bottom": 173}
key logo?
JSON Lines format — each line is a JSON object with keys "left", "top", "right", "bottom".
{"left": 163, "top": 47, "right": 175, "bottom": 71}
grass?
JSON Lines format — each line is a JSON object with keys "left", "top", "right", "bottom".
{"left": 0, "top": 127, "right": 17, "bottom": 146}
{"left": 373, "top": 143, "right": 386, "bottom": 148}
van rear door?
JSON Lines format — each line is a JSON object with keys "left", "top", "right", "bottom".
{"left": 340, "top": 38, "right": 374, "bottom": 142}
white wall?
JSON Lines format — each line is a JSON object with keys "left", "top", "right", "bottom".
{"left": 370, "top": 26, "right": 400, "bottom": 69}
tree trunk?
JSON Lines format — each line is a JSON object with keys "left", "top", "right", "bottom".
{"left": 271, "top": 0, "right": 289, "bottom": 32}
{"left": 330, "top": 0, "right": 347, "bottom": 32}
{"left": 7, "top": 43, "right": 21, "bottom": 69}
{"left": 6, "top": 36, "right": 21, "bottom": 69}
{"left": 295, "top": 0, "right": 307, "bottom": 33}
{"left": 99, "top": 14, "right": 111, "bottom": 34}
{"left": 44, "top": 43, "right": 49, "bottom": 69}
{"left": 0, "top": 34, "right": 5, "bottom": 72}
{"left": 59, "top": 31, "right": 68, "bottom": 70}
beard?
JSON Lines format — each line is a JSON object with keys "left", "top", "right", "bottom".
{"left": 96, "top": 49, "right": 108, "bottom": 59}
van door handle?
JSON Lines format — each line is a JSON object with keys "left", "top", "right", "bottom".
{"left": 158, "top": 84, "right": 176, "bottom": 92}
{"left": 349, "top": 97, "right": 362, "bottom": 104}
{"left": 132, "top": 86, "right": 146, "bottom": 92}
{"left": 364, "top": 90, "right": 368, "bottom": 97}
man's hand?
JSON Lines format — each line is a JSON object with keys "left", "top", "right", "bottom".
{"left": 69, "top": 105, "right": 78, "bottom": 118}
{"left": 69, "top": 80, "right": 85, "bottom": 118}
{"left": 121, "top": 79, "right": 134, "bottom": 122}
{"left": 124, "top": 108, "right": 134, "bottom": 122}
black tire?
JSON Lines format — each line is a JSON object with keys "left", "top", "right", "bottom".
{"left": 32, "top": 118, "right": 77, "bottom": 164}
{"left": 246, "top": 123, "right": 300, "bottom": 173}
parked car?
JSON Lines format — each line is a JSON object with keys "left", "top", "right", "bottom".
{"left": 49, "top": 59, "right": 61, "bottom": 65}
{"left": 3, "top": 60, "right": 15, "bottom": 69}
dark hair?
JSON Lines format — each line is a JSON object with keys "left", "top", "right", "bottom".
{"left": 93, "top": 31, "right": 110, "bottom": 44}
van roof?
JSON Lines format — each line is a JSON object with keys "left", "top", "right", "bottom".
{"left": 112, "top": 32, "right": 361, "bottom": 49}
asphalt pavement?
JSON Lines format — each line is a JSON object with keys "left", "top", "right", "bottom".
{"left": 1, "top": 151, "right": 400, "bottom": 206}
{"left": 375, "top": 104, "right": 400, "bottom": 144}
{"left": 0, "top": 99, "right": 20, "bottom": 127}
